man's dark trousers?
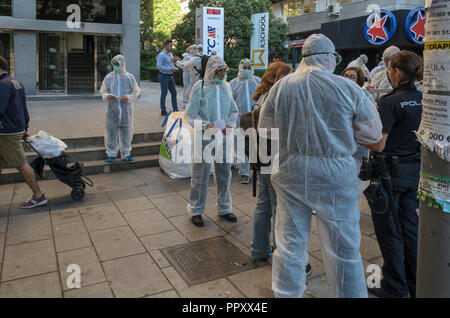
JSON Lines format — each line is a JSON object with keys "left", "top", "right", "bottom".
{"left": 370, "top": 162, "right": 420, "bottom": 298}
{"left": 158, "top": 73, "right": 178, "bottom": 113}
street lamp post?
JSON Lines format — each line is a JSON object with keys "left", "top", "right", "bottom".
{"left": 283, "top": 41, "right": 289, "bottom": 63}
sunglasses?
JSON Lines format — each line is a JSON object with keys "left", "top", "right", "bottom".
{"left": 302, "top": 52, "right": 342, "bottom": 66}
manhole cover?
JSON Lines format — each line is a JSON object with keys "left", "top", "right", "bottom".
{"left": 161, "top": 236, "right": 257, "bottom": 286}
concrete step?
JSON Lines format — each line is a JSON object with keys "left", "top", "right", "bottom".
{"left": 0, "top": 154, "right": 160, "bottom": 185}
{"left": 23, "top": 141, "right": 161, "bottom": 164}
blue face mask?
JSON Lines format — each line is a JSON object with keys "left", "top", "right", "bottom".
{"left": 214, "top": 77, "right": 223, "bottom": 85}
{"left": 113, "top": 65, "right": 121, "bottom": 73}
{"left": 242, "top": 70, "right": 252, "bottom": 79}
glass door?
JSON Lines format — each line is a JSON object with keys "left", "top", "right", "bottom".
{"left": 38, "top": 33, "right": 66, "bottom": 92}
{"left": 0, "top": 31, "right": 13, "bottom": 76}
{"left": 96, "top": 35, "right": 122, "bottom": 92}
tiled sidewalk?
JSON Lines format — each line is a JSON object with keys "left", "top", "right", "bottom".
{"left": 0, "top": 167, "right": 382, "bottom": 298}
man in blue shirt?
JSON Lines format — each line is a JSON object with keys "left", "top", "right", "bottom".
{"left": 157, "top": 40, "right": 179, "bottom": 116}
{"left": 0, "top": 56, "right": 47, "bottom": 209}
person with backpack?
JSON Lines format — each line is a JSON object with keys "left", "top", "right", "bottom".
{"left": 184, "top": 56, "right": 239, "bottom": 227}
{"left": 230, "top": 59, "right": 261, "bottom": 184}
{"left": 175, "top": 45, "right": 203, "bottom": 105}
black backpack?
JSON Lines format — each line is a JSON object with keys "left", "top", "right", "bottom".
{"left": 193, "top": 55, "right": 210, "bottom": 80}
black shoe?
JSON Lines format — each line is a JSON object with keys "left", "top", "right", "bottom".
{"left": 191, "top": 215, "right": 204, "bottom": 227}
{"left": 252, "top": 257, "right": 269, "bottom": 264}
{"left": 368, "top": 286, "right": 407, "bottom": 298}
{"left": 161, "top": 111, "right": 168, "bottom": 116}
{"left": 219, "top": 213, "right": 237, "bottom": 223}
{"left": 306, "top": 263, "right": 312, "bottom": 276}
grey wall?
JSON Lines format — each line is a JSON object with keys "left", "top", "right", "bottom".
{"left": 13, "top": 0, "right": 37, "bottom": 95}
{"left": 122, "top": 0, "right": 140, "bottom": 83}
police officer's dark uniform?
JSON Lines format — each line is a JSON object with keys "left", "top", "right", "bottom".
{"left": 370, "top": 81, "right": 422, "bottom": 298}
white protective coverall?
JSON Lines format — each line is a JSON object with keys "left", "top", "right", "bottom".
{"left": 348, "top": 54, "right": 371, "bottom": 81}
{"left": 101, "top": 55, "right": 140, "bottom": 159}
{"left": 369, "top": 46, "right": 401, "bottom": 102}
{"left": 185, "top": 56, "right": 239, "bottom": 216}
{"left": 259, "top": 34, "right": 383, "bottom": 298}
{"left": 176, "top": 47, "right": 202, "bottom": 104}
{"left": 229, "top": 58, "right": 261, "bottom": 177}
{"left": 369, "top": 61, "right": 386, "bottom": 81}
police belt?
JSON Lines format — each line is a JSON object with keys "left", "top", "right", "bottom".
{"left": 159, "top": 72, "right": 173, "bottom": 76}
{"left": 373, "top": 152, "right": 420, "bottom": 177}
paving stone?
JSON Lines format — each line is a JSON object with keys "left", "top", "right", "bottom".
{"left": 227, "top": 265, "right": 274, "bottom": 298}
{"left": 141, "top": 230, "right": 188, "bottom": 251}
{"left": 360, "top": 235, "right": 382, "bottom": 261}
{"left": 0, "top": 272, "right": 62, "bottom": 298}
{"left": 178, "top": 278, "right": 245, "bottom": 298}
{"left": 229, "top": 182, "right": 253, "bottom": 196}
{"left": 224, "top": 234, "right": 251, "bottom": 258}
{"left": 48, "top": 195, "right": 80, "bottom": 211}
{"left": 8, "top": 205, "right": 49, "bottom": 220}
{"left": 138, "top": 183, "right": 180, "bottom": 197}
{"left": 80, "top": 203, "right": 127, "bottom": 232}
{"left": 233, "top": 201, "right": 257, "bottom": 218}
{"left": 228, "top": 221, "right": 253, "bottom": 247}
{"left": 50, "top": 208, "right": 82, "bottom": 225}
{"left": 91, "top": 173, "right": 144, "bottom": 192}
{"left": 77, "top": 191, "right": 112, "bottom": 208}
{"left": 133, "top": 168, "right": 174, "bottom": 184}
{"left": 169, "top": 215, "right": 226, "bottom": 242}
{"left": 58, "top": 246, "right": 106, "bottom": 291}
{"left": 359, "top": 198, "right": 371, "bottom": 215}
{"left": 0, "top": 216, "right": 7, "bottom": 233}
{"left": 359, "top": 213, "right": 375, "bottom": 236}
{"left": 53, "top": 221, "right": 91, "bottom": 252}
{"left": 305, "top": 275, "right": 336, "bottom": 298}
{"left": 149, "top": 193, "right": 188, "bottom": 218}
{"left": 177, "top": 190, "right": 190, "bottom": 201}
{"left": 107, "top": 187, "right": 145, "bottom": 202}
{"left": 308, "top": 232, "right": 322, "bottom": 253}
{"left": 0, "top": 205, "right": 9, "bottom": 219}
{"left": 214, "top": 215, "right": 253, "bottom": 233}
{"left": 124, "top": 209, "right": 175, "bottom": 237}
{"left": 1, "top": 239, "right": 57, "bottom": 282}
{"left": 311, "top": 215, "right": 319, "bottom": 234}
{"left": 90, "top": 226, "right": 145, "bottom": 261}
{"left": 0, "top": 232, "right": 4, "bottom": 264}
{"left": 115, "top": 197, "right": 155, "bottom": 214}
{"left": 6, "top": 213, "right": 52, "bottom": 246}
{"left": 64, "top": 282, "right": 113, "bottom": 298}
{"left": 150, "top": 250, "right": 171, "bottom": 269}
{"left": 147, "top": 289, "right": 179, "bottom": 298}
{"left": 308, "top": 253, "right": 326, "bottom": 279}
{"left": 161, "top": 267, "right": 188, "bottom": 291}
{"left": 102, "top": 253, "right": 171, "bottom": 298}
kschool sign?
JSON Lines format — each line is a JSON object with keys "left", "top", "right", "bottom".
{"left": 195, "top": 7, "right": 224, "bottom": 57}
{"left": 250, "top": 12, "right": 269, "bottom": 69}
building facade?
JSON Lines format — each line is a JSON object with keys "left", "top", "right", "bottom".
{"left": 0, "top": 0, "right": 140, "bottom": 95}
{"left": 271, "top": 0, "right": 426, "bottom": 72}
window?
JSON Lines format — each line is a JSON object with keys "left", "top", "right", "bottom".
{"left": 36, "top": 0, "right": 122, "bottom": 24}
{"left": 283, "top": 0, "right": 316, "bottom": 17}
{"left": 0, "top": 0, "right": 11, "bottom": 16}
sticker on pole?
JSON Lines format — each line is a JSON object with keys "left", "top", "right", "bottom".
{"left": 418, "top": 172, "right": 450, "bottom": 213}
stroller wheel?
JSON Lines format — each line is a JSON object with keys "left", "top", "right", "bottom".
{"left": 71, "top": 187, "right": 85, "bottom": 201}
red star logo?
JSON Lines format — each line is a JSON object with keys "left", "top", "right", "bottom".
{"left": 367, "top": 14, "right": 388, "bottom": 42}
{"left": 411, "top": 11, "right": 426, "bottom": 41}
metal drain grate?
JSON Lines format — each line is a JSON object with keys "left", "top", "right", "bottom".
{"left": 161, "top": 236, "right": 257, "bottom": 286}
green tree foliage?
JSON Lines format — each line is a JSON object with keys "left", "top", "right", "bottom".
{"left": 141, "top": 0, "right": 183, "bottom": 79}
{"left": 172, "top": 0, "right": 289, "bottom": 68}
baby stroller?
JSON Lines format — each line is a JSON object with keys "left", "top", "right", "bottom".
{"left": 26, "top": 131, "right": 93, "bottom": 201}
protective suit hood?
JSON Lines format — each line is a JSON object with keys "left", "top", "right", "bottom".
{"left": 299, "top": 34, "right": 336, "bottom": 73}
{"left": 383, "top": 46, "right": 400, "bottom": 61}
{"left": 238, "top": 58, "right": 254, "bottom": 79}
{"left": 204, "top": 55, "right": 228, "bottom": 84}
{"left": 111, "top": 55, "right": 127, "bottom": 73}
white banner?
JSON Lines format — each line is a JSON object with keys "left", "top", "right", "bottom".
{"left": 195, "top": 7, "right": 224, "bottom": 58}
{"left": 250, "top": 12, "right": 269, "bottom": 69}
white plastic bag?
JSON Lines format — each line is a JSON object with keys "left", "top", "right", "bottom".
{"left": 159, "top": 112, "right": 193, "bottom": 179}
{"left": 27, "top": 130, "right": 67, "bottom": 159}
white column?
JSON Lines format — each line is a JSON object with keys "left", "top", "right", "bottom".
{"left": 122, "top": 0, "right": 140, "bottom": 84}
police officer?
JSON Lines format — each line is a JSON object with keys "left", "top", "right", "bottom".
{"left": 365, "top": 51, "right": 423, "bottom": 298}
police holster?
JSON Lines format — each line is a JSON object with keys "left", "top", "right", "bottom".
{"left": 361, "top": 154, "right": 403, "bottom": 236}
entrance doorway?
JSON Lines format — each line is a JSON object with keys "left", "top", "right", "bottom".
{"left": 67, "top": 34, "right": 95, "bottom": 94}
{"left": 38, "top": 33, "right": 122, "bottom": 95}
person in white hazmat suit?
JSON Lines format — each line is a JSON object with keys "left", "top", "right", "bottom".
{"left": 175, "top": 46, "right": 193, "bottom": 110}
{"left": 348, "top": 54, "right": 371, "bottom": 81}
{"left": 229, "top": 58, "right": 261, "bottom": 184}
{"left": 184, "top": 55, "right": 240, "bottom": 228}
{"left": 176, "top": 45, "right": 202, "bottom": 105}
{"left": 258, "top": 34, "right": 383, "bottom": 298}
{"left": 101, "top": 55, "right": 140, "bottom": 164}
{"left": 367, "top": 46, "right": 400, "bottom": 103}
